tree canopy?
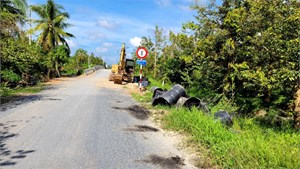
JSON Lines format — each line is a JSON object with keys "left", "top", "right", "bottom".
{"left": 138, "top": 0, "right": 300, "bottom": 124}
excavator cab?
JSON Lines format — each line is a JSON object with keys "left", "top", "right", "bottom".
{"left": 125, "top": 59, "right": 134, "bottom": 74}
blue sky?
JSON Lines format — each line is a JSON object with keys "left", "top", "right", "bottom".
{"left": 27, "top": 0, "right": 208, "bottom": 65}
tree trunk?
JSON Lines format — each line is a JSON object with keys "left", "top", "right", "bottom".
{"left": 47, "top": 69, "right": 51, "bottom": 80}
{"left": 154, "top": 50, "right": 157, "bottom": 78}
{"left": 55, "top": 61, "right": 61, "bottom": 77}
{"left": 294, "top": 89, "right": 300, "bottom": 129}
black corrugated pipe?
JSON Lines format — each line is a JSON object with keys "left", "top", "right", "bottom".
{"left": 153, "top": 84, "right": 187, "bottom": 106}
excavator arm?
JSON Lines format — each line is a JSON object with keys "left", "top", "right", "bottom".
{"left": 118, "top": 43, "right": 126, "bottom": 70}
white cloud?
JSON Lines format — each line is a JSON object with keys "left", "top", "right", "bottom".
{"left": 155, "top": 0, "right": 171, "bottom": 7}
{"left": 103, "top": 42, "right": 113, "bottom": 47}
{"left": 96, "top": 47, "right": 108, "bottom": 53}
{"left": 96, "top": 19, "right": 117, "bottom": 29}
{"left": 87, "top": 31, "right": 107, "bottom": 40}
{"left": 178, "top": 4, "right": 192, "bottom": 11}
{"left": 96, "top": 42, "right": 114, "bottom": 53}
{"left": 129, "top": 37, "right": 142, "bottom": 47}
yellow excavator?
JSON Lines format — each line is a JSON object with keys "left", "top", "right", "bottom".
{"left": 109, "top": 43, "right": 135, "bottom": 84}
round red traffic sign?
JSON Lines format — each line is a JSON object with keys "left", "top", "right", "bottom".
{"left": 136, "top": 47, "right": 148, "bottom": 59}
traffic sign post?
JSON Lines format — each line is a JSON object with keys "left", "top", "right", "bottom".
{"left": 136, "top": 47, "right": 148, "bottom": 91}
{"left": 136, "top": 59, "right": 146, "bottom": 66}
{"left": 136, "top": 47, "right": 148, "bottom": 59}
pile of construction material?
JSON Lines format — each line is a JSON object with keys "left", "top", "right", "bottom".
{"left": 150, "top": 84, "right": 233, "bottom": 127}
{"left": 151, "top": 84, "right": 210, "bottom": 113}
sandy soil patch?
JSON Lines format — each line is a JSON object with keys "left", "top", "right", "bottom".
{"left": 96, "top": 76, "right": 142, "bottom": 94}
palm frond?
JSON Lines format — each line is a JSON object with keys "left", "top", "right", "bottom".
{"left": 30, "top": 5, "right": 45, "bottom": 18}
{"left": 11, "top": 0, "right": 28, "bottom": 15}
{"left": 59, "top": 12, "right": 69, "bottom": 18}
{"left": 65, "top": 32, "right": 75, "bottom": 38}
{"left": 59, "top": 37, "right": 70, "bottom": 53}
{"left": 52, "top": 14, "right": 65, "bottom": 24}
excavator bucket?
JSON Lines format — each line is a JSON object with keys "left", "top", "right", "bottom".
{"left": 114, "top": 73, "right": 123, "bottom": 84}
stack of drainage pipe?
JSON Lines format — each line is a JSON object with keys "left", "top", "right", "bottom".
{"left": 151, "top": 85, "right": 210, "bottom": 113}
{"left": 151, "top": 84, "right": 187, "bottom": 106}
{"left": 151, "top": 85, "right": 234, "bottom": 127}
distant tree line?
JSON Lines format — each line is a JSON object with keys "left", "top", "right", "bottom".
{"left": 1, "top": 0, "right": 104, "bottom": 92}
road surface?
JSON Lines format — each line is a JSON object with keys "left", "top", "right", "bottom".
{"left": 0, "top": 70, "right": 196, "bottom": 169}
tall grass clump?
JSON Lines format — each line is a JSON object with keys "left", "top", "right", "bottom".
{"left": 147, "top": 77, "right": 172, "bottom": 90}
{"left": 164, "top": 107, "right": 300, "bottom": 168}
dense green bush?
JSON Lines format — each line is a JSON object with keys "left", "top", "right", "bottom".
{"left": 136, "top": 0, "right": 300, "bottom": 123}
{"left": 1, "top": 70, "right": 21, "bottom": 84}
{"left": 0, "top": 37, "right": 46, "bottom": 87}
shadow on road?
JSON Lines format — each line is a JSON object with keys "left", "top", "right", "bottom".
{"left": 137, "top": 154, "right": 185, "bottom": 169}
{"left": 0, "top": 95, "right": 43, "bottom": 111}
{"left": 123, "top": 125, "right": 159, "bottom": 132}
{"left": 112, "top": 105, "right": 150, "bottom": 120}
{"left": 0, "top": 122, "right": 35, "bottom": 166}
{"left": 0, "top": 94, "right": 62, "bottom": 112}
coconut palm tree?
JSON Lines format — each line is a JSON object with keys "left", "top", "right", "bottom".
{"left": 30, "top": 0, "right": 74, "bottom": 53}
{"left": 30, "top": 0, "right": 74, "bottom": 78}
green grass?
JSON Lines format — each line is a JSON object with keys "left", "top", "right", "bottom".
{"left": 164, "top": 107, "right": 300, "bottom": 168}
{"left": 147, "top": 77, "right": 172, "bottom": 90}
{"left": 1, "top": 84, "right": 46, "bottom": 97}
{"left": 13, "top": 85, "right": 45, "bottom": 94}
{"left": 61, "top": 69, "right": 78, "bottom": 76}
{"left": 131, "top": 77, "right": 300, "bottom": 168}
{"left": 131, "top": 91, "right": 152, "bottom": 103}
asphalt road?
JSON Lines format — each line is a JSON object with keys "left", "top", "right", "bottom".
{"left": 0, "top": 70, "right": 196, "bottom": 169}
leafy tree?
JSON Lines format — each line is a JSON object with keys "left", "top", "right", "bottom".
{"left": 0, "top": 0, "right": 27, "bottom": 16}
{"left": 147, "top": 0, "right": 300, "bottom": 127}
{"left": 0, "top": 11, "right": 20, "bottom": 37}
{"left": 153, "top": 25, "right": 166, "bottom": 77}
{"left": 0, "top": 37, "right": 45, "bottom": 87}
{"left": 132, "top": 27, "right": 165, "bottom": 78}
{"left": 47, "top": 45, "right": 70, "bottom": 77}
{"left": 173, "top": 0, "right": 300, "bottom": 110}
{"left": 89, "top": 53, "right": 104, "bottom": 66}
{"left": 131, "top": 36, "right": 155, "bottom": 76}
{"left": 0, "top": 0, "right": 28, "bottom": 37}
{"left": 140, "top": 36, "right": 155, "bottom": 76}
{"left": 73, "top": 48, "right": 89, "bottom": 74}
